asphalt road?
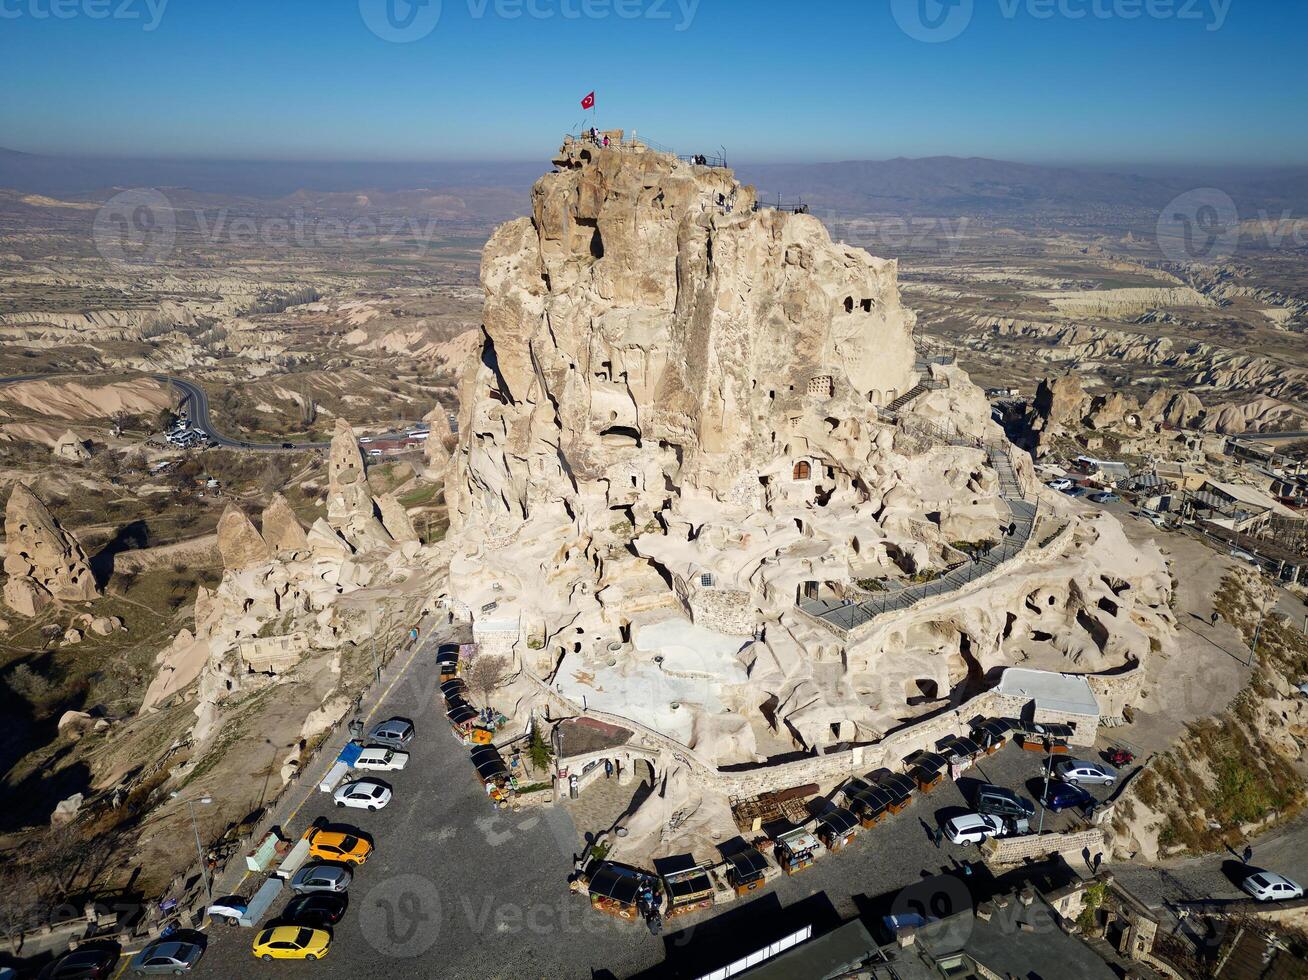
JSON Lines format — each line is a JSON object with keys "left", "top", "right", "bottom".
{"left": 171, "top": 626, "right": 1118, "bottom": 980}
{"left": 158, "top": 376, "right": 331, "bottom": 453}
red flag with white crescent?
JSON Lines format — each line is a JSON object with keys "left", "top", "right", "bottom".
{"left": 580, "top": 91, "right": 595, "bottom": 110}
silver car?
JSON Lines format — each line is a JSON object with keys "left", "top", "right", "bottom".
{"left": 1055, "top": 759, "right": 1117, "bottom": 786}
{"left": 367, "top": 718, "right": 414, "bottom": 750}
{"left": 290, "top": 863, "right": 352, "bottom": 895}
{"left": 129, "top": 939, "right": 205, "bottom": 975}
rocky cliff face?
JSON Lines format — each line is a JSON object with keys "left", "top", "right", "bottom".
{"left": 448, "top": 139, "right": 917, "bottom": 533}
{"left": 3, "top": 483, "right": 98, "bottom": 616}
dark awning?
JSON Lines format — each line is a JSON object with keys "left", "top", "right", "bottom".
{"left": 440, "top": 678, "right": 468, "bottom": 701}
{"left": 1032, "top": 722, "right": 1075, "bottom": 739}
{"left": 588, "top": 863, "right": 642, "bottom": 905}
{"left": 819, "top": 807, "right": 859, "bottom": 837}
{"left": 726, "top": 847, "right": 769, "bottom": 883}
{"left": 436, "top": 648, "right": 459, "bottom": 665}
{"left": 972, "top": 717, "right": 1020, "bottom": 742}
{"left": 849, "top": 787, "right": 894, "bottom": 817}
{"left": 906, "top": 751, "right": 948, "bottom": 780}
{"left": 470, "top": 746, "right": 507, "bottom": 782}
{"left": 654, "top": 855, "right": 713, "bottom": 900}
{"left": 938, "top": 735, "right": 981, "bottom": 758}
{"left": 876, "top": 772, "right": 915, "bottom": 802}
{"left": 447, "top": 703, "right": 478, "bottom": 725}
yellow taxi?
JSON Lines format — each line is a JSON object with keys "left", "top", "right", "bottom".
{"left": 251, "top": 925, "right": 331, "bottom": 961}
{"left": 305, "top": 827, "right": 372, "bottom": 865}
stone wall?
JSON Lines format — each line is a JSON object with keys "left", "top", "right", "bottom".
{"left": 238, "top": 632, "right": 309, "bottom": 673}
{"left": 688, "top": 585, "right": 755, "bottom": 636}
{"left": 1087, "top": 667, "right": 1145, "bottom": 723}
{"left": 982, "top": 827, "right": 1105, "bottom": 867}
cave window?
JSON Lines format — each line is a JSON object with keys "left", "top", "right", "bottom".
{"left": 793, "top": 460, "right": 811, "bottom": 480}
{"left": 860, "top": 298, "right": 873, "bottom": 312}
{"left": 843, "top": 296, "right": 854, "bottom": 313}
{"left": 807, "top": 375, "right": 833, "bottom": 399}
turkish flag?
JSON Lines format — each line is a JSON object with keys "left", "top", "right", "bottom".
{"left": 580, "top": 91, "right": 595, "bottom": 110}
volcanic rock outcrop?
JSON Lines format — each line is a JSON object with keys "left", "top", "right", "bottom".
{"left": 3, "top": 483, "right": 98, "bottom": 616}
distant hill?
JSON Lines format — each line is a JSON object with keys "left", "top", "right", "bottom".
{"left": 0, "top": 146, "right": 1303, "bottom": 221}
{"left": 735, "top": 156, "right": 1308, "bottom": 217}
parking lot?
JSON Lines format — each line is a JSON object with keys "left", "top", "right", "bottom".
{"left": 111, "top": 629, "right": 1125, "bottom": 979}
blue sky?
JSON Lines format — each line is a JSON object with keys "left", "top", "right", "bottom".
{"left": 2, "top": 0, "right": 1304, "bottom": 164}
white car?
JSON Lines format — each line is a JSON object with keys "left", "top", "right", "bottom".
{"left": 358, "top": 436, "right": 373, "bottom": 444}
{"left": 333, "top": 779, "right": 392, "bottom": 811}
{"left": 352, "top": 747, "right": 410, "bottom": 772}
{"left": 1046, "top": 478, "right": 1074, "bottom": 492}
{"left": 206, "top": 897, "right": 248, "bottom": 926}
{"left": 943, "top": 812, "right": 1005, "bottom": 846}
{"left": 1241, "top": 871, "right": 1304, "bottom": 902}
{"left": 1055, "top": 759, "right": 1117, "bottom": 786}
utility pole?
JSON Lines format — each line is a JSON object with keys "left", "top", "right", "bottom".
{"left": 170, "top": 792, "right": 214, "bottom": 902}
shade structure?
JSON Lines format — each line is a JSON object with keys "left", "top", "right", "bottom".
{"left": 447, "top": 702, "right": 478, "bottom": 725}
{"left": 725, "top": 847, "right": 769, "bottom": 884}
{"left": 470, "top": 745, "right": 507, "bottom": 782}
{"left": 654, "top": 855, "right": 712, "bottom": 902}
{"left": 905, "top": 751, "right": 948, "bottom": 780}
{"left": 440, "top": 678, "right": 468, "bottom": 701}
{"left": 876, "top": 772, "right": 915, "bottom": 803}
{"left": 938, "top": 734, "right": 981, "bottom": 759}
{"left": 819, "top": 807, "right": 859, "bottom": 837}
{"left": 588, "top": 863, "right": 644, "bottom": 905}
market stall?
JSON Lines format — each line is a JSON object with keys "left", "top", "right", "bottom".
{"left": 904, "top": 751, "right": 948, "bottom": 793}
{"left": 773, "top": 828, "right": 820, "bottom": 875}
{"left": 816, "top": 807, "right": 859, "bottom": 851}
{"left": 447, "top": 699, "right": 479, "bottom": 739}
{"left": 587, "top": 863, "right": 649, "bottom": 920}
{"left": 972, "top": 717, "right": 1020, "bottom": 754}
{"left": 654, "top": 855, "right": 714, "bottom": 918}
{"left": 440, "top": 677, "right": 468, "bottom": 703}
{"left": 845, "top": 784, "right": 895, "bottom": 828}
{"left": 874, "top": 772, "right": 915, "bottom": 813}
{"left": 723, "top": 846, "right": 770, "bottom": 896}
{"left": 1018, "top": 722, "right": 1074, "bottom": 754}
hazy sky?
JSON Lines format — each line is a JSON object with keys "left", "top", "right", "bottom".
{"left": 3, "top": 0, "right": 1304, "bottom": 164}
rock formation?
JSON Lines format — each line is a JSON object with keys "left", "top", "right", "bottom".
{"left": 261, "top": 493, "right": 310, "bottom": 556}
{"left": 442, "top": 138, "right": 1176, "bottom": 864}
{"left": 325, "top": 419, "right": 391, "bottom": 552}
{"left": 216, "top": 504, "right": 271, "bottom": 570}
{"left": 3, "top": 483, "right": 98, "bottom": 615}
{"left": 52, "top": 429, "right": 91, "bottom": 460}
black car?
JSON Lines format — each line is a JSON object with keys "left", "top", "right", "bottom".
{"left": 281, "top": 892, "right": 348, "bottom": 927}
{"left": 1040, "top": 781, "right": 1095, "bottom": 813}
{"left": 974, "top": 783, "right": 1036, "bottom": 820}
{"left": 281, "top": 442, "right": 295, "bottom": 449}
{"left": 37, "top": 946, "right": 119, "bottom": 980}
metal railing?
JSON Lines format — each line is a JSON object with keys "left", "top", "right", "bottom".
{"left": 800, "top": 432, "right": 1038, "bottom": 636}
{"left": 565, "top": 132, "right": 726, "bottom": 168}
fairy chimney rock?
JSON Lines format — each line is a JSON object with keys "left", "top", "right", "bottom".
{"left": 261, "top": 493, "right": 310, "bottom": 556}
{"left": 377, "top": 493, "right": 420, "bottom": 543}
{"left": 3, "top": 483, "right": 98, "bottom": 613}
{"left": 216, "top": 504, "right": 271, "bottom": 570}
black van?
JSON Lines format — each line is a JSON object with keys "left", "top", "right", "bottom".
{"left": 974, "top": 783, "right": 1035, "bottom": 822}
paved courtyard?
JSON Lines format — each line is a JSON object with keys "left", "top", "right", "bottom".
{"left": 139, "top": 627, "right": 1121, "bottom": 980}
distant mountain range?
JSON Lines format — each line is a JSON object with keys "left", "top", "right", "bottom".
{"left": 2, "top": 146, "right": 1304, "bottom": 220}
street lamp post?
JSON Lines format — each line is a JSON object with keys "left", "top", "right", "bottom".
{"left": 1037, "top": 750, "right": 1054, "bottom": 835}
{"left": 171, "top": 792, "right": 214, "bottom": 902}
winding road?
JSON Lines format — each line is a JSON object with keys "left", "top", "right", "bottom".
{"left": 0, "top": 373, "right": 424, "bottom": 454}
